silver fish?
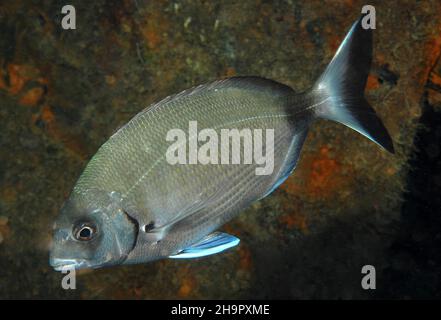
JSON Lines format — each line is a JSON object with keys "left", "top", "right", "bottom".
{"left": 50, "top": 17, "right": 394, "bottom": 271}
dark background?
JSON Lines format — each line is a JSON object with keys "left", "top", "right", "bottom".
{"left": 0, "top": 0, "right": 440, "bottom": 299}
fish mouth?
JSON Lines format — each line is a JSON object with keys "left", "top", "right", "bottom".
{"left": 50, "top": 258, "right": 90, "bottom": 271}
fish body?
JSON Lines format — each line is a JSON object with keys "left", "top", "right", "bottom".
{"left": 75, "top": 77, "right": 310, "bottom": 265}
{"left": 50, "top": 17, "right": 394, "bottom": 270}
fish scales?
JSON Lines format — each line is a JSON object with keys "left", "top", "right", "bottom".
{"left": 50, "top": 17, "right": 394, "bottom": 270}
{"left": 75, "top": 78, "right": 298, "bottom": 225}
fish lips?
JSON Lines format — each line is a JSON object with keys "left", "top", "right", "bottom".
{"left": 49, "top": 257, "right": 91, "bottom": 271}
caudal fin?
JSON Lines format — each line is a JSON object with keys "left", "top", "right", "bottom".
{"left": 312, "top": 16, "right": 394, "bottom": 153}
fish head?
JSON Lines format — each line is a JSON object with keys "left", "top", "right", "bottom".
{"left": 49, "top": 190, "right": 137, "bottom": 271}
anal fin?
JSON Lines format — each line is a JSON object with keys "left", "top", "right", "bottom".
{"left": 261, "top": 129, "right": 309, "bottom": 199}
{"left": 169, "top": 232, "right": 240, "bottom": 259}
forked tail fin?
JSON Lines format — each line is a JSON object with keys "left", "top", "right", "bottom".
{"left": 312, "top": 16, "right": 394, "bottom": 153}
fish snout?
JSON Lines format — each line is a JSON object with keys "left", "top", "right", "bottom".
{"left": 52, "top": 228, "right": 71, "bottom": 244}
{"left": 49, "top": 229, "right": 87, "bottom": 271}
{"left": 49, "top": 256, "right": 89, "bottom": 271}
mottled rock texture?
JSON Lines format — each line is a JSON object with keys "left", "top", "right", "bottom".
{"left": 0, "top": 0, "right": 440, "bottom": 299}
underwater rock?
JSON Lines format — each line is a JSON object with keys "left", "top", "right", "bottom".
{"left": 0, "top": 216, "right": 8, "bottom": 226}
{"left": 1, "top": 0, "right": 441, "bottom": 299}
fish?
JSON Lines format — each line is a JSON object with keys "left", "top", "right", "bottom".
{"left": 49, "top": 16, "right": 394, "bottom": 271}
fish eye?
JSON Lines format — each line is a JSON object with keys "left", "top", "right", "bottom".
{"left": 73, "top": 222, "right": 97, "bottom": 241}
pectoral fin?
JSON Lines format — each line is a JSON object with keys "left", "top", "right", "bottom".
{"left": 169, "top": 232, "right": 240, "bottom": 259}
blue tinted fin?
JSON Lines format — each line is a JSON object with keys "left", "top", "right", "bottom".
{"left": 169, "top": 232, "right": 240, "bottom": 259}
